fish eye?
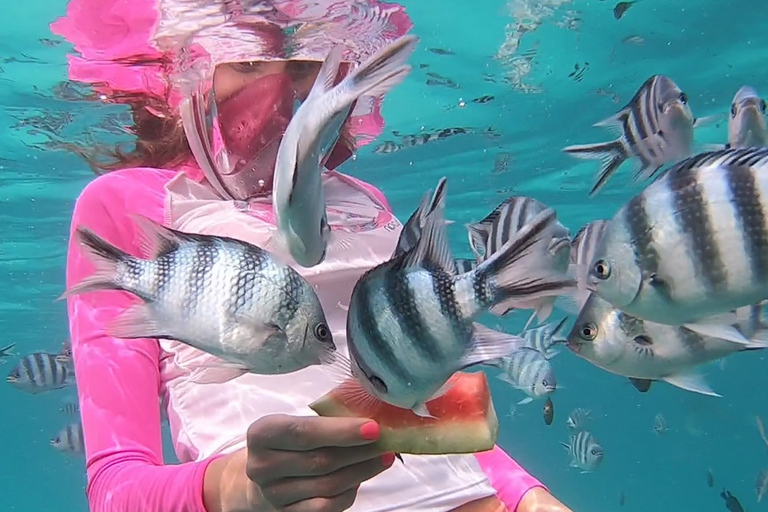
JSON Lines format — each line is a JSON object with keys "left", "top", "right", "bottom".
{"left": 580, "top": 322, "right": 598, "bottom": 341}
{"left": 678, "top": 92, "right": 688, "bottom": 104}
{"left": 592, "top": 259, "right": 611, "bottom": 280}
{"left": 369, "top": 375, "right": 388, "bottom": 394}
{"left": 761, "top": 99, "right": 767, "bottom": 113}
{"left": 591, "top": 448, "right": 600, "bottom": 456}
{"left": 731, "top": 104, "right": 738, "bottom": 117}
{"left": 314, "top": 323, "right": 331, "bottom": 343}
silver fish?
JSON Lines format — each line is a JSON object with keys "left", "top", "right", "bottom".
{"left": 728, "top": 86, "right": 768, "bottom": 149}
{"left": 61, "top": 216, "right": 336, "bottom": 382}
{"left": 55, "top": 339, "right": 73, "bottom": 372}
{"left": 343, "top": 177, "right": 575, "bottom": 415}
{"left": 520, "top": 317, "right": 569, "bottom": 359}
{"left": 6, "top": 352, "right": 74, "bottom": 394}
{"left": 60, "top": 400, "right": 81, "bottom": 416}
{"left": 561, "top": 430, "right": 604, "bottom": 472}
{"left": 272, "top": 35, "right": 417, "bottom": 267}
{"left": 51, "top": 423, "right": 84, "bottom": 457}
{"left": 491, "top": 346, "right": 557, "bottom": 405}
{"left": 0, "top": 343, "right": 15, "bottom": 363}
{"left": 563, "top": 75, "right": 697, "bottom": 195}
{"left": 568, "top": 293, "right": 768, "bottom": 396}
{"left": 566, "top": 407, "right": 592, "bottom": 430}
{"left": 653, "top": 413, "right": 668, "bottom": 435}
{"left": 589, "top": 147, "right": 768, "bottom": 341}
{"left": 466, "top": 196, "right": 571, "bottom": 328}
{"left": 569, "top": 219, "right": 610, "bottom": 311}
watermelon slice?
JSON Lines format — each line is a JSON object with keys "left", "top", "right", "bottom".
{"left": 309, "top": 372, "right": 499, "bottom": 455}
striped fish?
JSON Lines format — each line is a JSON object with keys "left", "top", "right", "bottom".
{"left": 491, "top": 346, "right": 557, "bottom": 405}
{"left": 567, "top": 292, "right": 768, "bottom": 396}
{"left": 563, "top": 75, "right": 698, "bottom": 196}
{"left": 466, "top": 196, "right": 571, "bottom": 328}
{"left": 55, "top": 339, "right": 73, "bottom": 372}
{"left": 6, "top": 352, "right": 75, "bottom": 394}
{"left": 590, "top": 147, "right": 768, "bottom": 341}
{"left": 561, "top": 430, "right": 604, "bottom": 472}
{"left": 61, "top": 216, "right": 336, "bottom": 382}
{"left": 50, "top": 422, "right": 84, "bottom": 457}
{"left": 569, "top": 220, "right": 610, "bottom": 311}
{"left": 344, "top": 177, "right": 574, "bottom": 415}
{"left": 59, "top": 400, "right": 81, "bottom": 416}
{"left": 728, "top": 86, "right": 768, "bottom": 149}
{"left": 520, "top": 317, "right": 569, "bottom": 359}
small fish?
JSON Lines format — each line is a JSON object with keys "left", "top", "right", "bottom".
{"left": 428, "top": 48, "right": 454, "bottom": 55}
{"left": 621, "top": 35, "right": 645, "bottom": 45}
{"left": 6, "top": 352, "right": 75, "bottom": 394}
{"left": 567, "top": 294, "right": 768, "bottom": 396}
{"left": 472, "top": 95, "right": 495, "bottom": 104}
{"left": 543, "top": 397, "right": 554, "bottom": 425}
{"left": 613, "top": 0, "right": 638, "bottom": 19}
{"left": 563, "top": 75, "right": 700, "bottom": 195}
{"left": 596, "top": 88, "right": 620, "bottom": 104}
{"left": 466, "top": 196, "right": 571, "bottom": 328}
{"left": 568, "top": 219, "right": 611, "bottom": 311}
{"left": 589, "top": 147, "right": 768, "bottom": 337}
{"left": 653, "top": 413, "right": 668, "bottom": 435}
{"left": 51, "top": 422, "right": 84, "bottom": 457}
{"left": 566, "top": 407, "right": 592, "bottom": 430}
{"left": 728, "top": 86, "right": 768, "bottom": 149}
{"left": 707, "top": 469, "right": 715, "bottom": 488}
{"left": 521, "top": 317, "right": 569, "bottom": 359}
{"left": 490, "top": 346, "right": 557, "bottom": 405}
{"left": 720, "top": 489, "right": 745, "bottom": 512}
{"left": 61, "top": 216, "right": 337, "bottom": 382}
{"left": 756, "top": 469, "right": 768, "bottom": 501}
{"left": 425, "top": 72, "right": 460, "bottom": 89}
{"left": 373, "top": 140, "right": 404, "bottom": 154}
{"left": 341, "top": 177, "right": 575, "bottom": 414}
{"left": 272, "top": 35, "right": 417, "bottom": 267}
{"left": 0, "top": 343, "right": 15, "bottom": 363}
{"left": 55, "top": 339, "right": 72, "bottom": 364}
{"left": 60, "top": 400, "right": 80, "bottom": 416}
{"left": 493, "top": 152, "right": 513, "bottom": 174}
{"left": 561, "top": 430, "right": 604, "bottom": 472}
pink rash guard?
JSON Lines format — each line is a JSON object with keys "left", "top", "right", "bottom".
{"left": 65, "top": 164, "right": 545, "bottom": 512}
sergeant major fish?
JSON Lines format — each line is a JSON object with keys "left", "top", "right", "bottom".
{"left": 567, "top": 293, "right": 768, "bottom": 396}
{"left": 563, "top": 75, "right": 709, "bottom": 196}
{"left": 6, "top": 352, "right": 74, "bottom": 394}
{"left": 520, "top": 317, "right": 569, "bottom": 359}
{"left": 340, "top": 177, "right": 576, "bottom": 415}
{"left": 51, "top": 422, "right": 84, "bottom": 457}
{"left": 487, "top": 346, "right": 557, "bottom": 405}
{"left": 568, "top": 219, "right": 611, "bottom": 311}
{"left": 61, "top": 216, "right": 336, "bottom": 383}
{"left": 272, "top": 34, "right": 417, "bottom": 267}
{"left": 466, "top": 196, "right": 571, "bottom": 328}
{"left": 561, "top": 430, "right": 604, "bottom": 472}
{"left": 588, "top": 147, "right": 768, "bottom": 342}
{"left": 727, "top": 86, "right": 768, "bottom": 149}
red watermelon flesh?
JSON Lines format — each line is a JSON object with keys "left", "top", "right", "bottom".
{"left": 309, "top": 372, "right": 499, "bottom": 455}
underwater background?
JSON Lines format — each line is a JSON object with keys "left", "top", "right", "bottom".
{"left": 1, "top": 0, "right": 767, "bottom": 510}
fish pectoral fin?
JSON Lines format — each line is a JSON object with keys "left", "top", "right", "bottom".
{"left": 693, "top": 113, "right": 727, "bottom": 129}
{"left": 661, "top": 370, "right": 721, "bottom": 397}
{"left": 517, "top": 397, "right": 534, "bottom": 405}
{"left": 460, "top": 323, "right": 525, "bottom": 367}
{"left": 628, "top": 377, "right": 652, "bottom": 393}
{"left": 106, "top": 304, "right": 166, "bottom": 339}
{"left": 683, "top": 313, "right": 749, "bottom": 345}
{"left": 429, "top": 380, "right": 456, "bottom": 400}
{"left": 412, "top": 402, "right": 437, "bottom": 419}
{"left": 233, "top": 316, "right": 288, "bottom": 346}
{"left": 698, "top": 143, "right": 729, "bottom": 153}
{"left": 496, "top": 373, "right": 517, "bottom": 386}
{"left": 745, "top": 329, "right": 768, "bottom": 349}
{"left": 188, "top": 365, "right": 250, "bottom": 385}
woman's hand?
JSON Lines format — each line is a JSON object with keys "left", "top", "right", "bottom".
{"left": 518, "top": 487, "right": 574, "bottom": 512}
{"left": 212, "top": 414, "right": 396, "bottom": 512}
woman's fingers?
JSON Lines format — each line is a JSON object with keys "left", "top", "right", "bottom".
{"left": 281, "top": 487, "right": 358, "bottom": 512}
{"left": 248, "top": 414, "right": 379, "bottom": 451}
{"left": 248, "top": 444, "right": 385, "bottom": 481}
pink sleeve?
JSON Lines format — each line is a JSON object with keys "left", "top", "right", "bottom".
{"left": 474, "top": 445, "right": 547, "bottom": 512}
{"left": 66, "top": 169, "right": 219, "bottom": 512}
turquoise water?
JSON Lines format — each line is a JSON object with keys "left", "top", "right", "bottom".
{"left": 2, "top": 0, "right": 767, "bottom": 510}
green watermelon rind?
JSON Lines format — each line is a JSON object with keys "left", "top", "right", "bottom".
{"left": 309, "top": 374, "right": 500, "bottom": 455}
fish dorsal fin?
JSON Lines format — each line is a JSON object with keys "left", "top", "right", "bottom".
{"left": 393, "top": 178, "right": 446, "bottom": 257}
{"left": 465, "top": 197, "right": 513, "bottom": 258}
{"left": 129, "top": 214, "right": 187, "bottom": 259}
{"left": 392, "top": 178, "right": 454, "bottom": 273}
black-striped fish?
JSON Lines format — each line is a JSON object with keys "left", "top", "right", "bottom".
{"left": 343, "top": 177, "right": 575, "bottom": 415}
{"left": 567, "top": 293, "right": 768, "bottom": 396}
{"left": 520, "top": 317, "right": 569, "bottom": 359}
{"left": 589, "top": 147, "right": 768, "bottom": 340}
{"left": 51, "top": 422, "right": 84, "bottom": 457}
{"left": 61, "top": 216, "right": 336, "bottom": 382}
{"left": 466, "top": 196, "right": 571, "bottom": 328}
{"left": 563, "top": 75, "right": 701, "bottom": 196}
{"left": 728, "top": 86, "right": 768, "bottom": 149}
{"left": 6, "top": 352, "right": 75, "bottom": 394}
{"left": 489, "top": 346, "right": 557, "bottom": 405}
{"left": 55, "top": 339, "right": 73, "bottom": 372}
{"left": 569, "top": 220, "right": 610, "bottom": 311}
{"left": 561, "top": 430, "right": 604, "bottom": 472}
{"left": 59, "top": 400, "right": 80, "bottom": 416}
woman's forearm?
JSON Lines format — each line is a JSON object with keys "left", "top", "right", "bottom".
{"left": 204, "top": 450, "right": 272, "bottom": 512}
{"left": 517, "top": 487, "right": 572, "bottom": 512}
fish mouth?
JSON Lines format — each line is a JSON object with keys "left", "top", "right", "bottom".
{"left": 6, "top": 375, "right": 17, "bottom": 383}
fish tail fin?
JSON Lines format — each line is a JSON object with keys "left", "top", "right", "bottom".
{"left": 58, "top": 228, "right": 135, "bottom": 300}
{"left": 743, "top": 329, "right": 768, "bottom": 350}
{"left": 562, "top": 139, "right": 629, "bottom": 196}
{"left": 343, "top": 34, "right": 418, "bottom": 100}
{"left": 476, "top": 209, "right": 577, "bottom": 308}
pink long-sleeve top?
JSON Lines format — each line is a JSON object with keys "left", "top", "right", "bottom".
{"left": 65, "top": 164, "right": 545, "bottom": 512}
